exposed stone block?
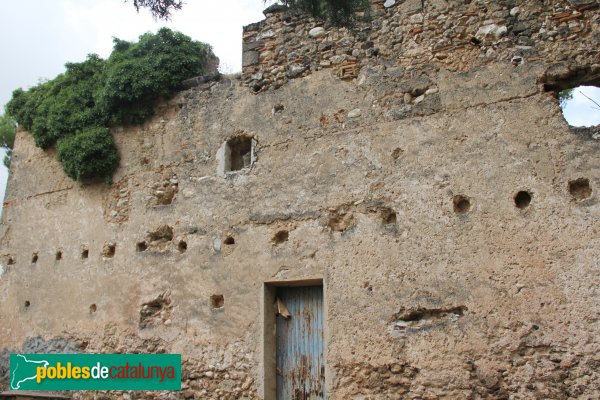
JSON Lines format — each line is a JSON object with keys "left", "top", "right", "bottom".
{"left": 242, "top": 50, "right": 259, "bottom": 67}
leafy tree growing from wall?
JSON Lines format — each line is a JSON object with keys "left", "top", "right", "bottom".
{"left": 99, "top": 29, "right": 213, "bottom": 125}
{"left": 56, "top": 127, "right": 119, "bottom": 182}
{"left": 6, "top": 28, "right": 213, "bottom": 182}
{"left": 8, "top": 55, "right": 106, "bottom": 150}
{"left": 0, "top": 114, "right": 16, "bottom": 168}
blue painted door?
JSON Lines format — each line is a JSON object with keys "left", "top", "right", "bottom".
{"left": 276, "top": 286, "right": 325, "bottom": 400}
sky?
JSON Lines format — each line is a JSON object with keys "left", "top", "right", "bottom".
{"left": 0, "top": 1, "right": 598, "bottom": 204}
{"left": 562, "top": 86, "right": 600, "bottom": 128}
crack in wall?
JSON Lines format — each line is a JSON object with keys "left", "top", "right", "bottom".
{"left": 26, "top": 186, "right": 73, "bottom": 200}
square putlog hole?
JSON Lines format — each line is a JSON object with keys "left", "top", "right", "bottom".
{"left": 210, "top": 294, "right": 224, "bottom": 309}
{"left": 136, "top": 241, "right": 148, "bottom": 252}
{"left": 569, "top": 178, "right": 592, "bottom": 201}
{"left": 102, "top": 243, "right": 116, "bottom": 258}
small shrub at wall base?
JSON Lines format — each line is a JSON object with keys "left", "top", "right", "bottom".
{"left": 56, "top": 127, "right": 119, "bottom": 183}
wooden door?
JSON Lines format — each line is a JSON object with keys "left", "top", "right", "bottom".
{"left": 276, "top": 286, "right": 325, "bottom": 400}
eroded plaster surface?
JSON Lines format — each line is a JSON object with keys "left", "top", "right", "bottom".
{"left": 1, "top": 0, "right": 600, "bottom": 398}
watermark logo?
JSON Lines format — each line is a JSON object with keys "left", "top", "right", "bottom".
{"left": 10, "top": 354, "right": 181, "bottom": 390}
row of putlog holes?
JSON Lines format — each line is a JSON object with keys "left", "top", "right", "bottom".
{"left": 21, "top": 228, "right": 295, "bottom": 268}
{"left": 24, "top": 297, "right": 220, "bottom": 314}
{"left": 25, "top": 244, "right": 111, "bottom": 265}
{"left": 452, "top": 178, "right": 592, "bottom": 215}
{"left": 25, "top": 237, "right": 191, "bottom": 266}
{"left": 12, "top": 179, "right": 592, "bottom": 267}
{"left": 18, "top": 181, "right": 591, "bottom": 312}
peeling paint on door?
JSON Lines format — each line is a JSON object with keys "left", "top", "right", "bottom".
{"left": 276, "top": 286, "right": 324, "bottom": 400}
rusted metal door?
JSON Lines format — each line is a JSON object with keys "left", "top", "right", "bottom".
{"left": 276, "top": 286, "right": 325, "bottom": 400}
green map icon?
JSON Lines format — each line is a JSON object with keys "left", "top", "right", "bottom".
{"left": 10, "top": 354, "right": 49, "bottom": 390}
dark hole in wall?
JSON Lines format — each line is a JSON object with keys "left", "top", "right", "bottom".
{"left": 395, "top": 306, "right": 467, "bottom": 322}
{"left": 102, "top": 243, "right": 116, "bottom": 258}
{"left": 55, "top": 251, "right": 62, "bottom": 261}
{"left": 252, "top": 83, "right": 264, "bottom": 94}
{"left": 210, "top": 294, "right": 224, "bottom": 309}
{"left": 227, "top": 136, "right": 253, "bottom": 171}
{"left": 453, "top": 195, "right": 471, "bottom": 214}
{"left": 178, "top": 240, "right": 188, "bottom": 253}
{"left": 137, "top": 241, "right": 148, "bottom": 252}
{"left": 139, "top": 293, "right": 171, "bottom": 329}
{"left": 7, "top": 256, "right": 15, "bottom": 265}
{"left": 272, "top": 230, "right": 289, "bottom": 244}
{"left": 514, "top": 191, "right": 532, "bottom": 209}
{"left": 141, "top": 300, "right": 164, "bottom": 320}
{"left": 391, "top": 147, "right": 404, "bottom": 160}
{"left": 412, "top": 87, "right": 426, "bottom": 97}
{"left": 148, "top": 225, "right": 174, "bottom": 243}
{"left": 569, "top": 178, "right": 592, "bottom": 200}
{"left": 24, "top": 301, "right": 30, "bottom": 308}
{"left": 224, "top": 236, "right": 235, "bottom": 245}
{"left": 31, "top": 253, "right": 38, "bottom": 264}
{"left": 81, "top": 249, "right": 89, "bottom": 259}
{"left": 273, "top": 104, "right": 285, "bottom": 113}
{"left": 89, "top": 304, "right": 97, "bottom": 314}
{"left": 155, "top": 185, "right": 177, "bottom": 206}
{"left": 380, "top": 208, "right": 397, "bottom": 225}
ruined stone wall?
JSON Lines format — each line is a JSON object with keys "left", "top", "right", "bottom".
{"left": 242, "top": 0, "right": 599, "bottom": 93}
{"left": 1, "top": 0, "right": 600, "bottom": 399}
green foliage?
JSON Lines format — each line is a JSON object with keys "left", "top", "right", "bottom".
{"left": 98, "top": 28, "right": 213, "bottom": 125}
{"left": 0, "top": 114, "right": 17, "bottom": 168}
{"left": 5, "top": 28, "right": 213, "bottom": 182}
{"left": 558, "top": 88, "right": 574, "bottom": 108}
{"left": 56, "top": 127, "right": 119, "bottom": 182}
{"left": 276, "top": 0, "right": 370, "bottom": 25}
{"left": 8, "top": 55, "right": 105, "bottom": 149}
{"left": 127, "top": 0, "right": 183, "bottom": 20}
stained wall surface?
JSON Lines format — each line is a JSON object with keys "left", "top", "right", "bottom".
{"left": 1, "top": 0, "right": 600, "bottom": 398}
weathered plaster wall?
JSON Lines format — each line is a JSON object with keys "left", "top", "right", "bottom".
{"left": 1, "top": 0, "right": 600, "bottom": 399}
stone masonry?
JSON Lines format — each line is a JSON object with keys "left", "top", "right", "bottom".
{"left": 1, "top": 0, "right": 600, "bottom": 399}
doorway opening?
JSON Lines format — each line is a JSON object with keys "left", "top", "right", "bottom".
{"left": 263, "top": 279, "right": 325, "bottom": 400}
